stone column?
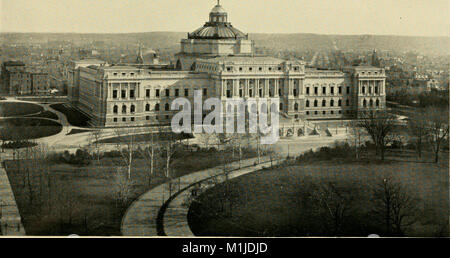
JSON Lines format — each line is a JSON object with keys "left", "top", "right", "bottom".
{"left": 265, "top": 79, "right": 269, "bottom": 97}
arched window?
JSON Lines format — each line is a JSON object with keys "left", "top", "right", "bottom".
{"left": 294, "top": 103, "right": 299, "bottom": 111}
{"left": 306, "top": 100, "right": 310, "bottom": 107}
{"left": 165, "top": 103, "right": 170, "bottom": 111}
{"left": 330, "top": 100, "right": 334, "bottom": 107}
{"left": 130, "top": 105, "right": 136, "bottom": 113}
{"left": 362, "top": 86, "right": 366, "bottom": 94}
{"left": 369, "top": 99, "right": 373, "bottom": 107}
{"left": 155, "top": 104, "right": 160, "bottom": 111}
{"left": 376, "top": 99, "right": 380, "bottom": 107}
{"left": 363, "top": 99, "right": 367, "bottom": 107}
{"left": 322, "top": 100, "right": 326, "bottom": 107}
{"left": 146, "top": 104, "right": 150, "bottom": 112}
{"left": 338, "top": 99, "right": 342, "bottom": 106}
{"left": 314, "top": 100, "right": 318, "bottom": 107}
{"left": 122, "top": 105, "right": 127, "bottom": 114}
{"left": 113, "top": 105, "right": 118, "bottom": 114}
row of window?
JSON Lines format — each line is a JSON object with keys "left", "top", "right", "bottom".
{"left": 305, "top": 110, "right": 353, "bottom": 116}
{"left": 112, "top": 115, "right": 170, "bottom": 123}
{"left": 362, "top": 99, "right": 382, "bottom": 107}
{"left": 112, "top": 103, "right": 173, "bottom": 114}
{"left": 304, "top": 99, "right": 351, "bottom": 108}
{"left": 306, "top": 86, "right": 350, "bottom": 95}
{"left": 113, "top": 88, "right": 208, "bottom": 99}
{"left": 360, "top": 86, "right": 380, "bottom": 95}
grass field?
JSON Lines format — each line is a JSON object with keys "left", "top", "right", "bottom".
{"left": 0, "top": 118, "right": 62, "bottom": 140}
{"left": 96, "top": 132, "right": 193, "bottom": 144}
{"left": 50, "top": 103, "right": 90, "bottom": 127}
{"left": 4, "top": 148, "right": 258, "bottom": 236}
{"left": 25, "top": 111, "right": 59, "bottom": 120}
{"left": 0, "top": 102, "right": 43, "bottom": 117}
{"left": 188, "top": 149, "right": 449, "bottom": 237}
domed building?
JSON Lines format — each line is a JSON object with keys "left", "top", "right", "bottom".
{"left": 175, "top": 2, "right": 254, "bottom": 70}
{"left": 69, "top": 1, "right": 386, "bottom": 128}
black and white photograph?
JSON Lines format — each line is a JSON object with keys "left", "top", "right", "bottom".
{"left": 0, "top": 0, "right": 448, "bottom": 246}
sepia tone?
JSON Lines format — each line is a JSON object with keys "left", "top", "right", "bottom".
{"left": 0, "top": 0, "right": 448, "bottom": 239}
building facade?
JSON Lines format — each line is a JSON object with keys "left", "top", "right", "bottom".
{"left": 69, "top": 2, "right": 386, "bottom": 127}
{"left": 1, "top": 61, "right": 50, "bottom": 95}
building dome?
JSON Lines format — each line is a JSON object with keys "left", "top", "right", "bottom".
{"left": 210, "top": 4, "right": 226, "bottom": 14}
{"left": 188, "top": 2, "right": 247, "bottom": 40}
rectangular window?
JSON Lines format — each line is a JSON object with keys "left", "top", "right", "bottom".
{"left": 146, "top": 116, "right": 150, "bottom": 121}
{"left": 278, "top": 89, "right": 282, "bottom": 96}
{"left": 113, "top": 90, "right": 118, "bottom": 99}
{"left": 314, "top": 87, "right": 318, "bottom": 95}
{"left": 146, "top": 89, "right": 150, "bottom": 98}
{"left": 166, "top": 89, "right": 170, "bottom": 97}
{"left": 322, "top": 87, "right": 326, "bottom": 94}
{"left": 185, "top": 89, "right": 189, "bottom": 97}
{"left": 293, "top": 89, "right": 297, "bottom": 97}
{"left": 346, "top": 87, "right": 350, "bottom": 94}
{"left": 331, "top": 87, "right": 334, "bottom": 94}
{"left": 339, "top": 87, "right": 342, "bottom": 94}
{"left": 306, "top": 87, "right": 310, "bottom": 95}
{"left": 239, "top": 89, "right": 243, "bottom": 97}
{"left": 259, "top": 89, "right": 263, "bottom": 97}
{"left": 175, "top": 89, "right": 179, "bottom": 97}
{"left": 156, "top": 89, "right": 160, "bottom": 97}
{"left": 121, "top": 90, "right": 126, "bottom": 98}
{"left": 130, "top": 90, "right": 135, "bottom": 99}
{"left": 375, "top": 87, "right": 379, "bottom": 94}
{"left": 122, "top": 118, "right": 126, "bottom": 122}
{"left": 203, "top": 88, "right": 207, "bottom": 96}
{"left": 249, "top": 89, "right": 253, "bottom": 97}
{"left": 227, "top": 90, "right": 232, "bottom": 98}
{"left": 114, "top": 118, "right": 118, "bottom": 122}
{"left": 131, "top": 117, "right": 135, "bottom": 122}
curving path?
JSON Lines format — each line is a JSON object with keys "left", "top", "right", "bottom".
{"left": 121, "top": 135, "right": 347, "bottom": 237}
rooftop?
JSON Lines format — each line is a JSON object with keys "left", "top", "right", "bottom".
{"left": 198, "top": 55, "right": 285, "bottom": 64}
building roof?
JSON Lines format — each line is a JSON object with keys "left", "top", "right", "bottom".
{"left": 198, "top": 55, "right": 285, "bottom": 65}
{"left": 189, "top": 24, "right": 247, "bottom": 39}
{"left": 210, "top": 4, "right": 226, "bottom": 14}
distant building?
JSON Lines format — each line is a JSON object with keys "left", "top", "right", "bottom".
{"left": 69, "top": 2, "right": 386, "bottom": 127}
{"left": 1, "top": 61, "right": 50, "bottom": 95}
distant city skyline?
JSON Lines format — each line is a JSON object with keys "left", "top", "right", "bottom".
{"left": 1, "top": 0, "right": 449, "bottom": 37}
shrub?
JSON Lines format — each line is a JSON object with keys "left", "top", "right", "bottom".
{"left": 1, "top": 140, "right": 38, "bottom": 149}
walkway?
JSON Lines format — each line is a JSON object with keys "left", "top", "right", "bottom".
{"left": 0, "top": 163, "right": 25, "bottom": 236}
{"left": 121, "top": 135, "right": 345, "bottom": 237}
{"left": 121, "top": 156, "right": 273, "bottom": 236}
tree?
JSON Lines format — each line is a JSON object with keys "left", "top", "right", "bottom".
{"left": 311, "top": 181, "right": 355, "bottom": 236}
{"left": 349, "top": 120, "right": 366, "bottom": 160}
{"left": 425, "top": 106, "right": 449, "bottom": 163}
{"left": 408, "top": 111, "right": 429, "bottom": 159}
{"left": 89, "top": 130, "right": 103, "bottom": 163}
{"left": 358, "top": 110, "right": 397, "bottom": 161}
{"left": 114, "top": 128, "right": 135, "bottom": 179}
{"left": 113, "top": 168, "right": 134, "bottom": 209}
{"left": 372, "top": 177, "right": 420, "bottom": 236}
{"left": 137, "top": 131, "right": 161, "bottom": 185}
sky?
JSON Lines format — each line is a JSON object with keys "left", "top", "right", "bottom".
{"left": 0, "top": 0, "right": 448, "bottom": 36}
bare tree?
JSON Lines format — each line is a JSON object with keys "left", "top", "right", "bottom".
{"left": 89, "top": 130, "right": 103, "bottom": 164}
{"left": 358, "top": 110, "right": 397, "bottom": 161}
{"left": 408, "top": 111, "right": 429, "bottom": 159}
{"left": 425, "top": 106, "right": 449, "bottom": 163}
{"left": 372, "top": 177, "right": 420, "bottom": 236}
{"left": 113, "top": 168, "right": 134, "bottom": 208}
{"left": 137, "top": 131, "right": 161, "bottom": 185}
{"left": 311, "top": 181, "right": 355, "bottom": 236}
{"left": 349, "top": 120, "right": 365, "bottom": 160}
{"left": 114, "top": 128, "right": 135, "bottom": 179}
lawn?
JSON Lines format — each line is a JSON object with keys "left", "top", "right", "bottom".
{"left": 188, "top": 149, "right": 449, "bottom": 237}
{"left": 96, "top": 132, "right": 193, "bottom": 144}
{"left": 4, "top": 147, "right": 258, "bottom": 236}
{"left": 25, "top": 110, "right": 59, "bottom": 120}
{"left": 0, "top": 118, "right": 62, "bottom": 140}
{"left": 0, "top": 102, "right": 44, "bottom": 117}
{"left": 50, "top": 103, "right": 90, "bottom": 127}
